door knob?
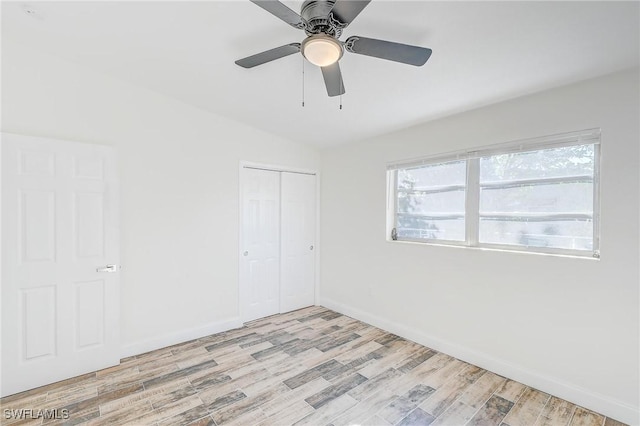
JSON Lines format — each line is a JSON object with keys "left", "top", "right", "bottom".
{"left": 243, "top": 251, "right": 249, "bottom": 256}
{"left": 96, "top": 264, "right": 119, "bottom": 273}
{"left": 310, "top": 245, "right": 314, "bottom": 251}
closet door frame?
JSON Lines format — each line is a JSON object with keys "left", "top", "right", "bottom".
{"left": 238, "top": 161, "right": 320, "bottom": 323}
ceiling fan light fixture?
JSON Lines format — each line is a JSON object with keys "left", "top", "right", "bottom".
{"left": 302, "top": 35, "right": 343, "bottom": 67}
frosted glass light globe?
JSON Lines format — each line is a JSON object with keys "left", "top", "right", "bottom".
{"left": 302, "top": 36, "right": 343, "bottom": 67}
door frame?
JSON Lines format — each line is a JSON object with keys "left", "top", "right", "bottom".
{"left": 238, "top": 161, "right": 320, "bottom": 324}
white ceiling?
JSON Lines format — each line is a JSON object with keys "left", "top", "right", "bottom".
{"left": 2, "top": 1, "right": 639, "bottom": 148}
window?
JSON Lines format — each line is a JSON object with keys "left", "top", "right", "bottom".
{"left": 396, "top": 160, "right": 466, "bottom": 241}
{"left": 388, "top": 129, "right": 600, "bottom": 257}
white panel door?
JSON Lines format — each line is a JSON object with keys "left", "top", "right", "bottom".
{"left": 280, "top": 172, "right": 316, "bottom": 313}
{"left": 241, "top": 168, "right": 280, "bottom": 322}
{"left": 1, "top": 133, "right": 120, "bottom": 397}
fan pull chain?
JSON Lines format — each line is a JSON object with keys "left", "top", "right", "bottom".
{"left": 339, "top": 77, "right": 343, "bottom": 110}
{"left": 301, "top": 56, "right": 305, "bottom": 107}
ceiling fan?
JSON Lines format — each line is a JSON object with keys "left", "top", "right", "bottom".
{"left": 235, "top": 0, "right": 433, "bottom": 97}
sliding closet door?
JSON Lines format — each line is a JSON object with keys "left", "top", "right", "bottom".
{"left": 241, "top": 168, "right": 281, "bottom": 322}
{"left": 280, "top": 172, "right": 316, "bottom": 312}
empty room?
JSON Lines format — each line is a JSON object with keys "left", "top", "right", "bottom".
{"left": 1, "top": 1, "right": 638, "bottom": 425}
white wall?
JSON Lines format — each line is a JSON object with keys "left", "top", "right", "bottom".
{"left": 1, "top": 39, "right": 320, "bottom": 356}
{"left": 320, "top": 69, "right": 639, "bottom": 424}
{"left": 3, "top": 33, "right": 638, "bottom": 424}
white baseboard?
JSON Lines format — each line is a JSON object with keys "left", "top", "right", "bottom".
{"left": 120, "top": 317, "right": 243, "bottom": 359}
{"left": 320, "top": 297, "right": 639, "bottom": 426}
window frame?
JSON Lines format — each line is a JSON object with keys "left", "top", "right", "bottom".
{"left": 393, "top": 159, "right": 468, "bottom": 244}
{"left": 386, "top": 129, "right": 601, "bottom": 259}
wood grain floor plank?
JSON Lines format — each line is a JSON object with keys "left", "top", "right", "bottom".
{"left": 45, "top": 385, "right": 98, "bottom": 407}
{"left": 347, "top": 367, "right": 403, "bottom": 401}
{"left": 1, "top": 372, "right": 97, "bottom": 405}
{"left": 223, "top": 407, "right": 268, "bottom": 426}
{"left": 501, "top": 387, "right": 551, "bottom": 426}
{"left": 135, "top": 352, "right": 179, "bottom": 372}
{"left": 223, "top": 353, "right": 285, "bottom": 378}
{"left": 260, "top": 377, "right": 329, "bottom": 417}
{"left": 142, "top": 359, "right": 218, "bottom": 390}
{"left": 397, "top": 407, "right": 436, "bottom": 426}
{"left": 1, "top": 308, "right": 623, "bottom": 426}
{"left": 199, "top": 390, "right": 247, "bottom": 412}
{"left": 96, "top": 363, "right": 179, "bottom": 395}
{"left": 189, "top": 371, "right": 232, "bottom": 393}
{"left": 197, "top": 369, "right": 269, "bottom": 404}
{"left": 569, "top": 407, "right": 606, "bottom": 426}
{"left": 407, "top": 354, "right": 467, "bottom": 390}
{"left": 356, "top": 345, "right": 426, "bottom": 379}
{"left": 150, "top": 383, "right": 198, "bottom": 409}
{"left": 1, "top": 392, "right": 48, "bottom": 411}
{"left": 251, "top": 339, "right": 301, "bottom": 361}
{"left": 129, "top": 394, "right": 202, "bottom": 425}
{"left": 495, "top": 379, "right": 528, "bottom": 403}
{"left": 185, "top": 414, "right": 216, "bottom": 426}
{"left": 304, "top": 373, "right": 368, "bottom": 409}
{"left": 130, "top": 347, "right": 175, "bottom": 364}
{"left": 534, "top": 396, "right": 577, "bottom": 426}
{"left": 155, "top": 401, "right": 216, "bottom": 426}
{"left": 604, "top": 418, "right": 628, "bottom": 426}
{"left": 174, "top": 350, "right": 220, "bottom": 370}
{"left": 46, "top": 407, "right": 100, "bottom": 426}
{"left": 397, "top": 348, "right": 436, "bottom": 373}
{"left": 211, "top": 383, "right": 289, "bottom": 425}
{"left": 431, "top": 400, "right": 479, "bottom": 426}
{"left": 375, "top": 333, "right": 403, "bottom": 346}
{"left": 241, "top": 367, "right": 296, "bottom": 397}
{"left": 85, "top": 398, "right": 153, "bottom": 426}
{"left": 332, "top": 384, "right": 404, "bottom": 426}
{"left": 467, "top": 394, "right": 514, "bottom": 426}
{"left": 56, "top": 383, "right": 144, "bottom": 416}
{"left": 265, "top": 348, "right": 325, "bottom": 377}
{"left": 2, "top": 412, "right": 48, "bottom": 426}
{"left": 458, "top": 371, "right": 506, "bottom": 409}
{"left": 283, "top": 359, "right": 343, "bottom": 389}
{"left": 258, "top": 399, "right": 314, "bottom": 426}
{"left": 363, "top": 414, "right": 394, "bottom": 425}
{"left": 377, "top": 384, "right": 436, "bottom": 425}
{"left": 333, "top": 340, "right": 383, "bottom": 365}
{"left": 315, "top": 333, "right": 361, "bottom": 352}
{"left": 293, "top": 393, "right": 358, "bottom": 426}
{"left": 204, "top": 333, "right": 260, "bottom": 353}
{"left": 94, "top": 363, "right": 135, "bottom": 379}
{"left": 171, "top": 338, "right": 212, "bottom": 355}
{"left": 99, "top": 378, "right": 190, "bottom": 414}
{"left": 419, "top": 366, "right": 487, "bottom": 417}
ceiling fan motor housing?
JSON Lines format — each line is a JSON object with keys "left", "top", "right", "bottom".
{"left": 301, "top": 0, "right": 344, "bottom": 38}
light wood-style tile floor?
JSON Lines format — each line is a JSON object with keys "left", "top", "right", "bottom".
{"left": 0, "top": 306, "right": 627, "bottom": 426}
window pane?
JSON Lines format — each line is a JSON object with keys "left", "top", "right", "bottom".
{"left": 479, "top": 218, "right": 593, "bottom": 250}
{"left": 478, "top": 143, "right": 595, "bottom": 251}
{"left": 480, "top": 182, "right": 593, "bottom": 213}
{"left": 397, "top": 217, "right": 465, "bottom": 241}
{"left": 398, "top": 189, "right": 465, "bottom": 215}
{"left": 398, "top": 160, "right": 465, "bottom": 189}
{"left": 480, "top": 145, "right": 594, "bottom": 181}
{"left": 396, "top": 160, "right": 466, "bottom": 242}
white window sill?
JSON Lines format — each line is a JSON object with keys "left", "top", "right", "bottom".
{"left": 386, "top": 238, "right": 600, "bottom": 260}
